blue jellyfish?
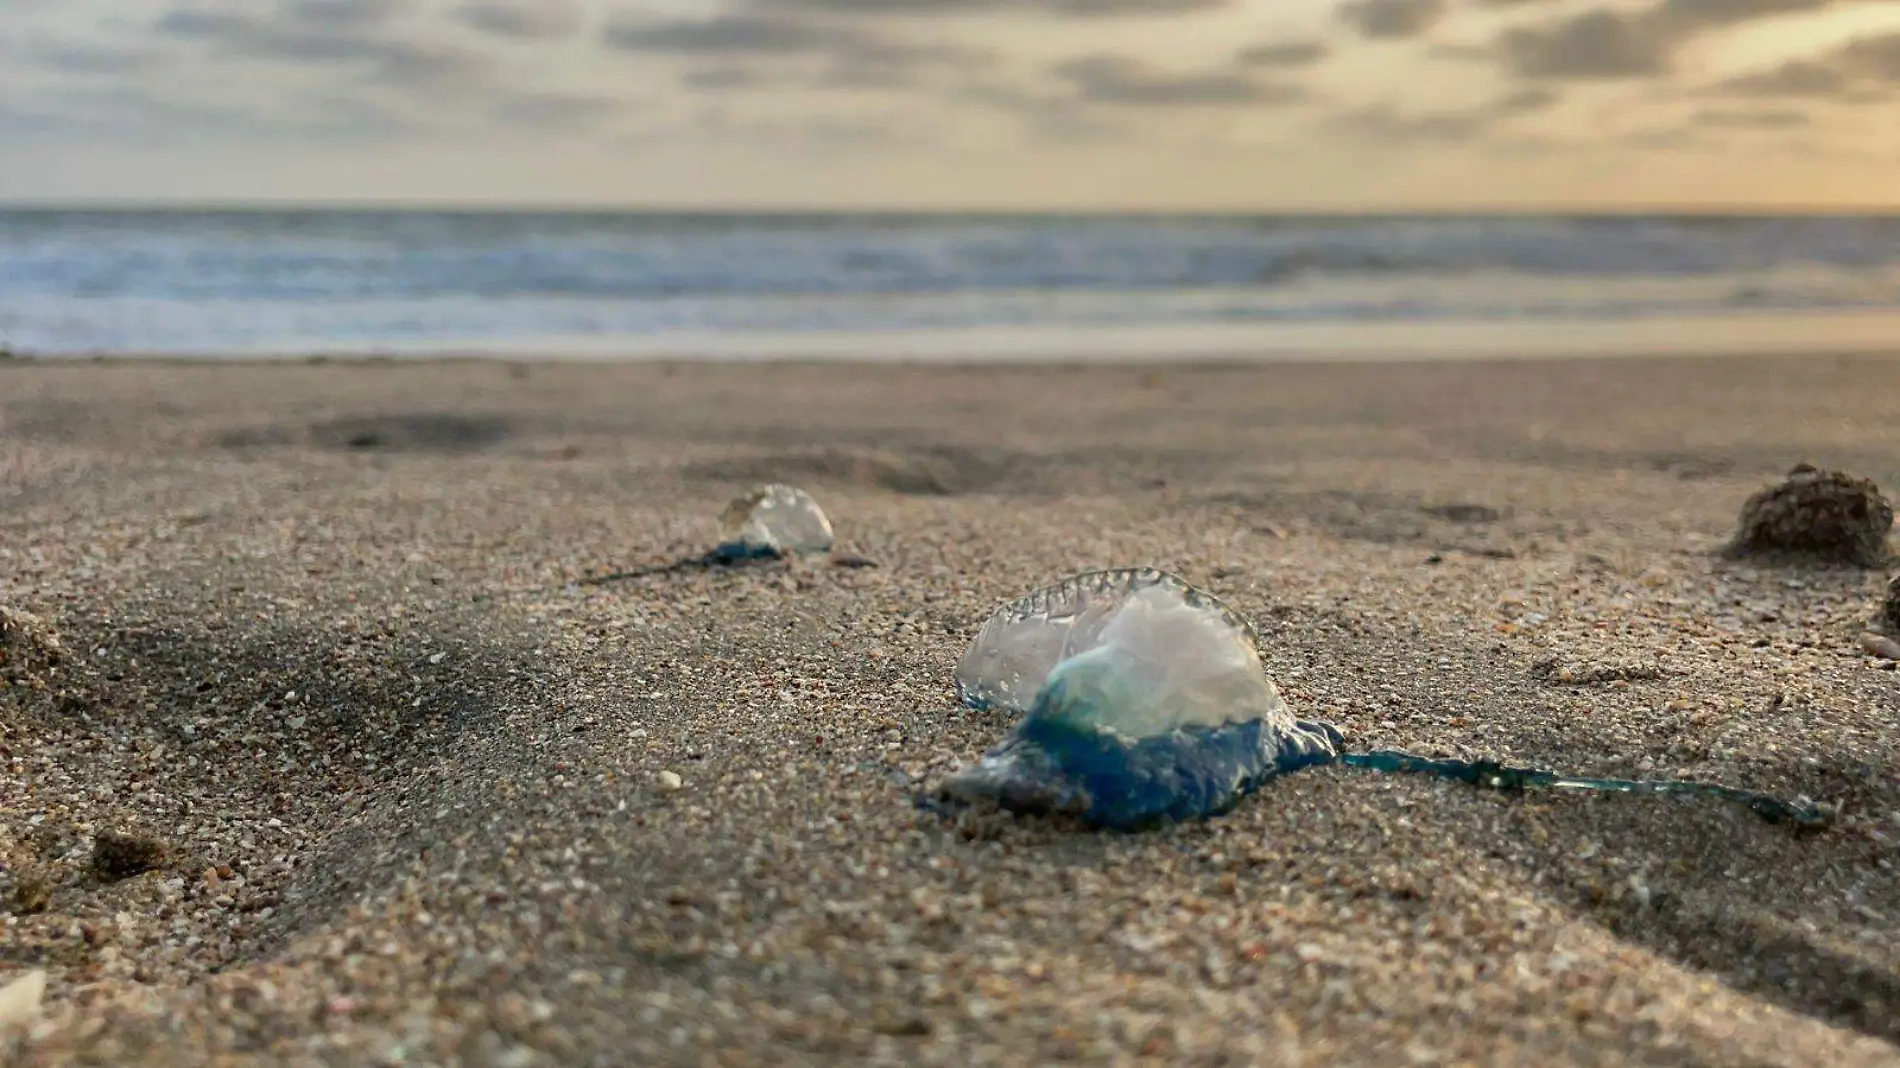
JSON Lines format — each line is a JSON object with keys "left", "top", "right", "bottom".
{"left": 930, "top": 569, "right": 1831, "bottom": 832}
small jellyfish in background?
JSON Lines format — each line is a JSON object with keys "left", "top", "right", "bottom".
{"left": 938, "top": 569, "right": 1341, "bottom": 830}
{"left": 714, "top": 484, "right": 834, "bottom": 561}
{"left": 561, "top": 483, "right": 836, "bottom": 589}
{"left": 930, "top": 568, "right": 1832, "bottom": 832}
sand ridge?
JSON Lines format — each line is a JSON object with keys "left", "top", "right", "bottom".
{"left": 3, "top": 355, "right": 1900, "bottom": 1066}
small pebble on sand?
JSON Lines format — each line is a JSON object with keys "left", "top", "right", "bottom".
{"left": 0, "top": 970, "right": 47, "bottom": 1030}
{"left": 1860, "top": 631, "right": 1900, "bottom": 661}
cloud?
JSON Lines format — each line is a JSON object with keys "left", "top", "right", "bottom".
{"left": 1495, "top": 9, "right": 1671, "bottom": 79}
{"left": 156, "top": 10, "right": 253, "bottom": 40}
{"left": 1653, "top": 0, "right": 1834, "bottom": 29}
{"left": 1621, "top": 126, "right": 1712, "bottom": 150}
{"left": 764, "top": 0, "right": 1230, "bottom": 13}
{"left": 1053, "top": 54, "right": 1302, "bottom": 105}
{"left": 157, "top": 5, "right": 491, "bottom": 87}
{"left": 824, "top": 45, "right": 993, "bottom": 88}
{"left": 1707, "top": 30, "right": 1900, "bottom": 98}
{"left": 34, "top": 44, "right": 167, "bottom": 76}
{"left": 3, "top": 5, "right": 477, "bottom": 148}
{"left": 1712, "top": 59, "right": 1852, "bottom": 97}
{"left": 278, "top": 0, "right": 412, "bottom": 27}
{"left": 1336, "top": 0, "right": 1447, "bottom": 40}
{"left": 0, "top": 82, "right": 418, "bottom": 146}
{"left": 1494, "top": 86, "right": 1561, "bottom": 112}
{"left": 1622, "top": 100, "right": 1815, "bottom": 151}
{"left": 669, "top": 106, "right": 937, "bottom": 153}
{"left": 1337, "top": 85, "right": 1557, "bottom": 140}
{"left": 1690, "top": 106, "right": 1809, "bottom": 128}
{"left": 453, "top": 1, "right": 583, "bottom": 40}
{"left": 682, "top": 66, "right": 779, "bottom": 92}
{"left": 604, "top": 12, "right": 993, "bottom": 93}
{"left": 950, "top": 79, "right": 1129, "bottom": 141}
{"left": 488, "top": 91, "right": 623, "bottom": 129}
{"left": 1842, "top": 30, "right": 1900, "bottom": 80}
{"left": 680, "top": 66, "right": 775, "bottom": 90}
{"left": 1340, "top": 106, "right": 1486, "bottom": 140}
{"left": 603, "top": 14, "right": 841, "bottom": 55}
{"left": 1490, "top": 0, "right": 1847, "bottom": 83}
{"left": 1237, "top": 41, "right": 1328, "bottom": 68}
{"left": 0, "top": 101, "right": 68, "bottom": 144}
{"left": 374, "top": 45, "right": 491, "bottom": 88}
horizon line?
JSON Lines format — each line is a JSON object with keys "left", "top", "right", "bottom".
{"left": 2, "top": 198, "right": 1899, "bottom": 217}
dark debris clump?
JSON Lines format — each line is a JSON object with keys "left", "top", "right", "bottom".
{"left": 7, "top": 867, "right": 53, "bottom": 915}
{"left": 1530, "top": 657, "right": 1666, "bottom": 686}
{"left": 0, "top": 605, "right": 64, "bottom": 684}
{"left": 1723, "top": 463, "right": 1894, "bottom": 568}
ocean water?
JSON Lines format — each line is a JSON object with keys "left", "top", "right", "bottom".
{"left": 3, "top": 209, "right": 1900, "bottom": 358}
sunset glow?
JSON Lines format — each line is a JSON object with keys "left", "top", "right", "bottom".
{"left": 1, "top": 0, "right": 1896, "bottom": 209}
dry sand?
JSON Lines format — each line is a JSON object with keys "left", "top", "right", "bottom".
{"left": 3, "top": 354, "right": 1900, "bottom": 1067}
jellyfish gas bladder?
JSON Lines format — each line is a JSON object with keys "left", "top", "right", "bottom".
{"left": 714, "top": 484, "right": 834, "bottom": 561}
{"left": 931, "top": 569, "right": 1832, "bottom": 832}
{"left": 937, "top": 569, "right": 1341, "bottom": 830}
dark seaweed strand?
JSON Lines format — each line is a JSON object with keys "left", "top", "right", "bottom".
{"left": 572, "top": 543, "right": 799, "bottom": 586}
{"left": 466, "top": 542, "right": 796, "bottom": 603}
{"left": 570, "top": 551, "right": 726, "bottom": 587}
{"left": 1336, "top": 750, "right": 1834, "bottom": 829}
{"left": 468, "top": 552, "right": 721, "bottom": 602}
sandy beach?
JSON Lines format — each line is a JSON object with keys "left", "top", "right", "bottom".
{"left": 5, "top": 353, "right": 1900, "bottom": 1067}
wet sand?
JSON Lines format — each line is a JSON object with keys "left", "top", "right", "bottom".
{"left": 3, "top": 354, "right": 1900, "bottom": 1066}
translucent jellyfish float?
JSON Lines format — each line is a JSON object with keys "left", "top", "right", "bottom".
{"left": 568, "top": 484, "right": 835, "bottom": 588}
{"left": 713, "top": 484, "right": 834, "bottom": 561}
{"left": 941, "top": 569, "right": 1340, "bottom": 828}
{"left": 930, "top": 568, "right": 1833, "bottom": 832}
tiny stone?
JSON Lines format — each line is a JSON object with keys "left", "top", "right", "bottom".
{"left": 494, "top": 1047, "right": 540, "bottom": 1068}
{"left": 0, "top": 970, "right": 47, "bottom": 1030}
{"left": 1424, "top": 502, "right": 1503, "bottom": 524}
{"left": 873, "top": 1014, "right": 932, "bottom": 1037}
{"left": 1859, "top": 632, "right": 1900, "bottom": 660}
{"left": 655, "top": 770, "right": 684, "bottom": 793}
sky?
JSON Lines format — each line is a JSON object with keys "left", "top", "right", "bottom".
{"left": 1, "top": 0, "right": 1898, "bottom": 209}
